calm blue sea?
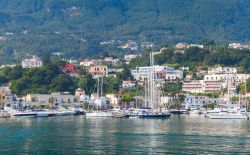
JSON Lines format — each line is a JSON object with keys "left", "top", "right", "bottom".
{"left": 0, "top": 115, "right": 249, "bottom": 154}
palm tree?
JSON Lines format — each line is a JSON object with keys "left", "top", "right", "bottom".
{"left": 49, "top": 96, "right": 56, "bottom": 109}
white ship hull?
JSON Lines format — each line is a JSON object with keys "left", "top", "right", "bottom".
{"left": 207, "top": 112, "right": 247, "bottom": 119}
{"left": 86, "top": 112, "right": 113, "bottom": 117}
{"left": 55, "top": 111, "right": 76, "bottom": 116}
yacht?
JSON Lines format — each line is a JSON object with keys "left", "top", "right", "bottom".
{"left": 33, "top": 110, "right": 55, "bottom": 117}
{"left": 189, "top": 108, "right": 200, "bottom": 114}
{"left": 70, "top": 107, "right": 85, "bottom": 115}
{"left": 12, "top": 110, "right": 37, "bottom": 117}
{"left": 170, "top": 109, "right": 188, "bottom": 114}
{"left": 206, "top": 108, "right": 221, "bottom": 113}
{"left": 0, "top": 110, "right": 11, "bottom": 118}
{"left": 199, "top": 108, "right": 207, "bottom": 114}
{"left": 138, "top": 111, "right": 171, "bottom": 118}
{"left": 86, "top": 111, "right": 113, "bottom": 117}
{"left": 54, "top": 109, "right": 76, "bottom": 116}
{"left": 206, "top": 112, "right": 248, "bottom": 119}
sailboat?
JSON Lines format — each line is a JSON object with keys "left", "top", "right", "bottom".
{"left": 86, "top": 76, "right": 113, "bottom": 117}
{"left": 136, "top": 52, "right": 171, "bottom": 119}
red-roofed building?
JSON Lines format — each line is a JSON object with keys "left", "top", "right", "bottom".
{"left": 63, "top": 63, "right": 78, "bottom": 74}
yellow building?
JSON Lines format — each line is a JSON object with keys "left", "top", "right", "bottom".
{"left": 0, "top": 86, "right": 14, "bottom": 106}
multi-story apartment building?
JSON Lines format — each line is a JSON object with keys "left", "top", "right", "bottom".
{"left": 204, "top": 74, "right": 249, "bottom": 85}
{"left": 88, "top": 65, "right": 108, "bottom": 77}
{"left": 131, "top": 65, "right": 183, "bottom": 81}
{"left": 208, "top": 67, "right": 237, "bottom": 74}
{"left": 165, "top": 67, "right": 183, "bottom": 80}
{"left": 182, "top": 81, "right": 203, "bottom": 93}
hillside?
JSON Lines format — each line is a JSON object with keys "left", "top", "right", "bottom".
{"left": 0, "top": 0, "right": 250, "bottom": 63}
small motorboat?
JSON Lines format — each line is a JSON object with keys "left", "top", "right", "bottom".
{"left": 0, "top": 110, "right": 11, "bottom": 118}
{"left": 86, "top": 111, "right": 113, "bottom": 117}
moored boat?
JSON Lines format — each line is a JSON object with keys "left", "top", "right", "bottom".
{"left": 12, "top": 111, "right": 37, "bottom": 117}
{"left": 206, "top": 112, "right": 248, "bottom": 119}
{"left": 33, "top": 110, "right": 55, "bottom": 117}
{"left": 54, "top": 110, "right": 76, "bottom": 116}
{"left": 138, "top": 112, "right": 171, "bottom": 118}
{"left": 86, "top": 111, "right": 113, "bottom": 117}
{"left": 0, "top": 110, "right": 11, "bottom": 118}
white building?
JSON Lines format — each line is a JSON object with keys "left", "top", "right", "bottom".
{"left": 204, "top": 74, "right": 249, "bottom": 85}
{"left": 184, "top": 95, "right": 223, "bottom": 109}
{"left": 188, "top": 44, "right": 204, "bottom": 48}
{"left": 122, "top": 80, "right": 136, "bottom": 88}
{"left": 22, "top": 55, "right": 43, "bottom": 68}
{"left": 80, "top": 59, "right": 96, "bottom": 67}
{"left": 228, "top": 43, "right": 250, "bottom": 49}
{"left": 208, "top": 67, "right": 237, "bottom": 74}
{"left": 182, "top": 81, "right": 204, "bottom": 93}
{"left": 179, "top": 66, "right": 189, "bottom": 71}
{"left": 104, "top": 57, "right": 119, "bottom": 64}
{"left": 175, "top": 43, "right": 204, "bottom": 49}
{"left": 176, "top": 43, "right": 188, "bottom": 49}
{"left": 165, "top": 68, "right": 183, "bottom": 80}
{"left": 124, "top": 54, "right": 139, "bottom": 64}
{"left": 106, "top": 94, "right": 127, "bottom": 106}
{"left": 184, "top": 95, "right": 205, "bottom": 109}
{"left": 161, "top": 96, "right": 175, "bottom": 106}
{"left": 131, "top": 65, "right": 166, "bottom": 81}
{"left": 132, "top": 65, "right": 182, "bottom": 81}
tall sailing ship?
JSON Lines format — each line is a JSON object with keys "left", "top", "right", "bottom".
{"left": 138, "top": 52, "right": 171, "bottom": 118}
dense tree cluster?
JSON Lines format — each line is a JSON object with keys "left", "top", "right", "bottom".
{"left": 0, "top": 62, "right": 77, "bottom": 95}
{"left": 130, "top": 46, "right": 250, "bottom": 73}
{"left": 0, "top": 61, "right": 137, "bottom": 96}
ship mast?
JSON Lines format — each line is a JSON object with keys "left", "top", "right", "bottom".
{"left": 146, "top": 52, "right": 156, "bottom": 109}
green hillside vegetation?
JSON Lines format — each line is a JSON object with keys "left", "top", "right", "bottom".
{"left": 0, "top": 59, "right": 135, "bottom": 96}
{"left": 130, "top": 46, "right": 250, "bottom": 73}
{"left": 0, "top": 0, "right": 250, "bottom": 63}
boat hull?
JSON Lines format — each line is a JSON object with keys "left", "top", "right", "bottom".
{"left": 13, "top": 113, "right": 37, "bottom": 117}
{"left": 138, "top": 113, "right": 171, "bottom": 119}
{"left": 86, "top": 112, "right": 113, "bottom": 117}
{"left": 206, "top": 113, "right": 247, "bottom": 119}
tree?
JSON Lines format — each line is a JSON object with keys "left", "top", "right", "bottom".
{"left": 164, "top": 81, "right": 182, "bottom": 95}
{"left": 77, "top": 74, "right": 96, "bottom": 95}
{"left": 116, "top": 64, "right": 133, "bottom": 80}
{"left": 49, "top": 96, "right": 56, "bottom": 108}
{"left": 247, "top": 78, "right": 250, "bottom": 93}
{"left": 50, "top": 75, "right": 77, "bottom": 93}
{"left": 0, "top": 75, "right": 7, "bottom": 85}
{"left": 4, "top": 66, "right": 23, "bottom": 80}
{"left": 119, "top": 96, "right": 134, "bottom": 107}
{"left": 78, "top": 66, "right": 87, "bottom": 76}
{"left": 41, "top": 54, "right": 51, "bottom": 65}
{"left": 83, "top": 102, "right": 89, "bottom": 110}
